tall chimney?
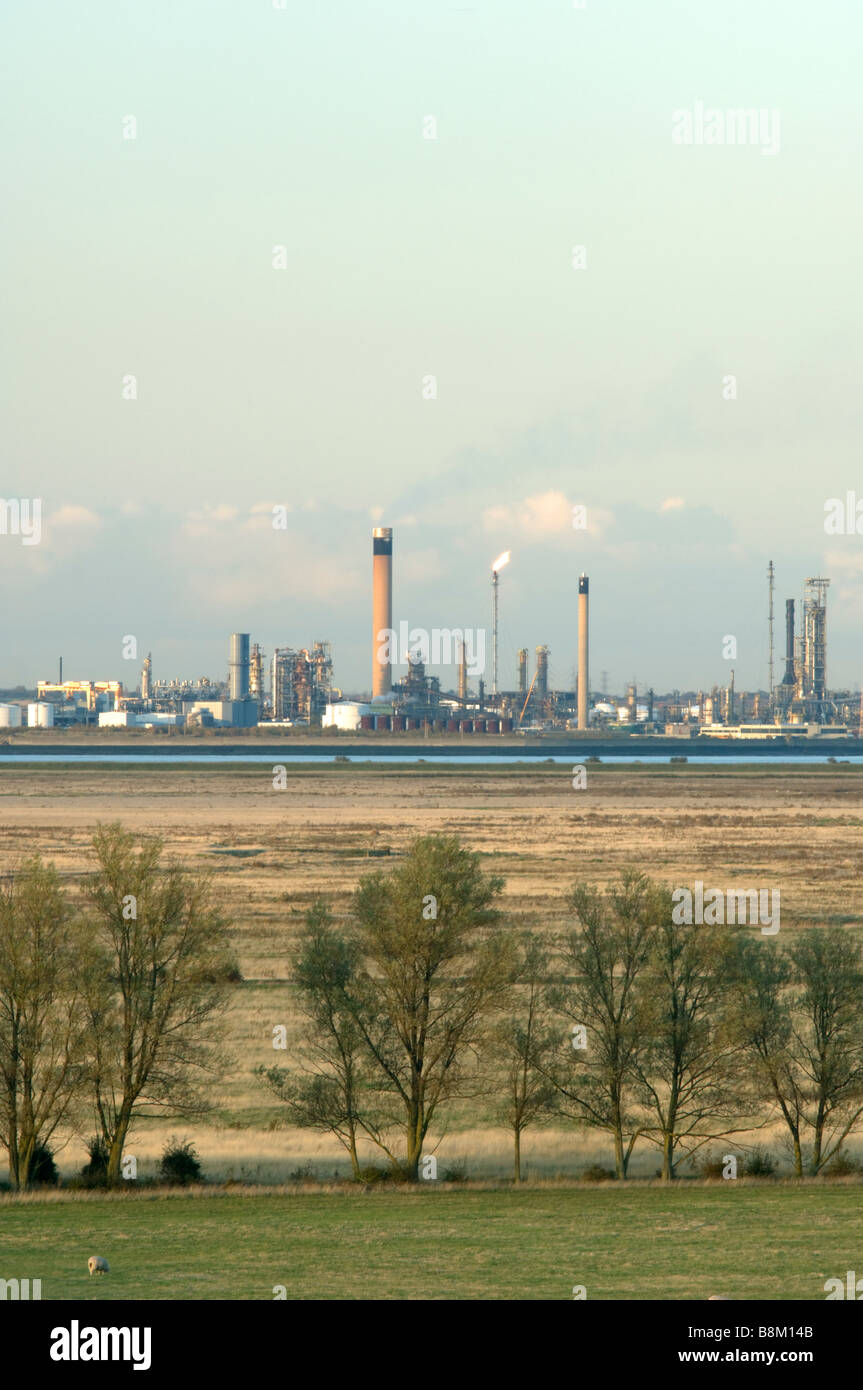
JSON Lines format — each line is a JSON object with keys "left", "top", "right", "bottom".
{"left": 535, "top": 646, "right": 548, "bottom": 703}
{"left": 782, "top": 599, "right": 795, "bottom": 686}
{"left": 458, "top": 640, "right": 467, "bottom": 703}
{"left": 372, "top": 527, "right": 393, "bottom": 697}
{"left": 577, "top": 574, "right": 589, "bottom": 729}
{"left": 229, "top": 633, "right": 250, "bottom": 701}
{"left": 517, "top": 648, "right": 527, "bottom": 696}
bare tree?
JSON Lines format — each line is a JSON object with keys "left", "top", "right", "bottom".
{"left": 83, "top": 823, "right": 236, "bottom": 1184}
{"left": 257, "top": 902, "right": 382, "bottom": 1179}
{"left": 350, "top": 835, "right": 515, "bottom": 1179}
{"left": 733, "top": 929, "right": 863, "bottom": 1175}
{"left": 631, "top": 910, "right": 745, "bottom": 1180}
{"left": 545, "top": 872, "right": 658, "bottom": 1178}
{"left": 0, "top": 858, "right": 90, "bottom": 1188}
{"left": 489, "top": 933, "right": 558, "bottom": 1181}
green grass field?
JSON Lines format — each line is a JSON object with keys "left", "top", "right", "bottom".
{"left": 1, "top": 1184, "right": 859, "bottom": 1300}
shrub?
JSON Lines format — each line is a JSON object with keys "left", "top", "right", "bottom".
{"left": 441, "top": 1159, "right": 469, "bottom": 1183}
{"left": 743, "top": 1147, "right": 777, "bottom": 1178}
{"left": 80, "top": 1136, "right": 110, "bottom": 1187}
{"left": 288, "top": 1161, "right": 316, "bottom": 1182}
{"left": 356, "top": 1165, "right": 401, "bottom": 1185}
{"left": 581, "top": 1164, "right": 615, "bottom": 1182}
{"left": 158, "top": 1138, "right": 202, "bottom": 1187}
{"left": 824, "top": 1150, "right": 861, "bottom": 1177}
{"left": 30, "top": 1142, "right": 59, "bottom": 1187}
{"left": 697, "top": 1151, "right": 727, "bottom": 1179}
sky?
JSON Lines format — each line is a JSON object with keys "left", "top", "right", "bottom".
{"left": 2, "top": 0, "right": 862, "bottom": 696}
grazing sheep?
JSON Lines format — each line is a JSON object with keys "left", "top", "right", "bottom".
{"left": 708, "top": 1294, "right": 729, "bottom": 1300}
{"left": 88, "top": 1256, "right": 109, "bottom": 1277}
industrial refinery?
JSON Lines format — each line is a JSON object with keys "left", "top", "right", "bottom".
{"left": 2, "top": 536, "right": 858, "bottom": 741}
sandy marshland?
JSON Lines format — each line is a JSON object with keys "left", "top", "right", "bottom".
{"left": 2, "top": 759, "right": 862, "bottom": 1180}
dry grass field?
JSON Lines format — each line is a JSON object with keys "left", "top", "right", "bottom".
{"left": 2, "top": 760, "right": 862, "bottom": 1181}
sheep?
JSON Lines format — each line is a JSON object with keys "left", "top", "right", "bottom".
{"left": 88, "top": 1256, "right": 110, "bottom": 1277}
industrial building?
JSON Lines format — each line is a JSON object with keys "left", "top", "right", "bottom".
{"left": 272, "top": 642, "right": 333, "bottom": 722}
{"left": 16, "top": 525, "right": 859, "bottom": 743}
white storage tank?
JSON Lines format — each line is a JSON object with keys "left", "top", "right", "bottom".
{"left": 0, "top": 704, "right": 23, "bottom": 727}
{"left": 28, "top": 702, "right": 55, "bottom": 728}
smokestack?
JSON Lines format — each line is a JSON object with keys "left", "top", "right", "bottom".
{"left": 458, "top": 640, "right": 467, "bottom": 703}
{"left": 229, "top": 633, "right": 250, "bottom": 701}
{"left": 782, "top": 599, "right": 795, "bottom": 686}
{"left": 535, "top": 646, "right": 548, "bottom": 703}
{"left": 58, "top": 656, "right": 62, "bottom": 684}
{"left": 372, "top": 527, "right": 393, "bottom": 697}
{"left": 517, "top": 648, "right": 527, "bottom": 696}
{"left": 577, "top": 574, "right": 589, "bottom": 730}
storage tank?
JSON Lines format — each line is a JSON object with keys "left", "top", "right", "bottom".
{"left": 391, "top": 715, "right": 404, "bottom": 732}
{"left": 446, "top": 718, "right": 458, "bottom": 732}
{"left": 28, "top": 702, "right": 55, "bottom": 728}
{"left": 0, "top": 704, "right": 23, "bottom": 728}
{"left": 486, "top": 718, "right": 499, "bottom": 734}
{"left": 460, "top": 719, "right": 473, "bottom": 733}
{"left": 499, "top": 717, "right": 513, "bottom": 734}
{"left": 360, "top": 715, "right": 374, "bottom": 730}
{"left": 375, "top": 714, "right": 391, "bottom": 731}
{"left": 475, "top": 718, "right": 486, "bottom": 733}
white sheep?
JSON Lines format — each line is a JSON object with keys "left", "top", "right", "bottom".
{"left": 88, "top": 1256, "right": 110, "bottom": 1277}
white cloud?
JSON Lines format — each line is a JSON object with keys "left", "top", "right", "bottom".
{"left": 483, "top": 490, "right": 613, "bottom": 539}
{"left": 182, "top": 503, "right": 239, "bottom": 538}
{"left": 660, "top": 497, "right": 685, "bottom": 512}
{"left": 50, "top": 505, "right": 101, "bottom": 528}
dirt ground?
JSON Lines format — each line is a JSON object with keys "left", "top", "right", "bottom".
{"left": 2, "top": 761, "right": 862, "bottom": 1179}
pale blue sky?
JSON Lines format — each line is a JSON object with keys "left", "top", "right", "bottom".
{"left": 2, "top": 1, "right": 861, "bottom": 694}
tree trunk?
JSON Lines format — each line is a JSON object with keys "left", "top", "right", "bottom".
{"left": 514, "top": 1128, "right": 522, "bottom": 1183}
{"left": 661, "top": 1128, "right": 675, "bottom": 1181}
{"left": 791, "top": 1133, "right": 803, "bottom": 1178}
{"left": 614, "top": 1129, "right": 625, "bottom": 1180}
{"left": 348, "top": 1129, "right": 361, "bottom": 1181}
{"left": 107, "top": 1103, "right": 134, "bottom": 1185}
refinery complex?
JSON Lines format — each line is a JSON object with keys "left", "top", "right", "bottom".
{"left": 0, "top": 533, "right": 856, "bottom": 740}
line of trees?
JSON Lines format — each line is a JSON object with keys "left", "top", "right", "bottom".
{"left": 4, "top": 826, "right": 863, "bottom": 1189}
{"left": 0, "top": 825, "right": 235, "bottom": 1189}
{"left": 260, "top": 841, "right": 863, "bottom": 1182}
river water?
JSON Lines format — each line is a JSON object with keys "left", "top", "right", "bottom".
{"left": 1, "top": 753, "right": 861, "bottom": 766}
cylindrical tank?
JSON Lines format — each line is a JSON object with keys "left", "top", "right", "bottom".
{"left": 0, "top": 704, "right": 23, "bottom": 727}
{"left": 500, "top": 717, "right": 512, "bottom": 734}
{"left": 474, "top": 718, "right": 486, "bottom": 733}
{"left": 460, "top": 719, "right": 473, "bottom": 733}
{"left": 433, "top": 720, "right": 444, "bottom": 733}
{"left": 486, "top": 718, "right": 499, "bottom": 734}
{"left": 360, "top": 715, "right": 374, "bottom": 730}
{"left": 229, "top": 633, "right": 250, "bottom": 701}
{"left": 27, "top": 702, "right": 55, "bottom": 728}
{"left": 375, "top": 714, "right": 391, "bottom": 731}
{"left": 446, "top": 718, "right": 458, "bottom": 732}
{"left": 391, "top": 715, "right": 404, "bottom": 732}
